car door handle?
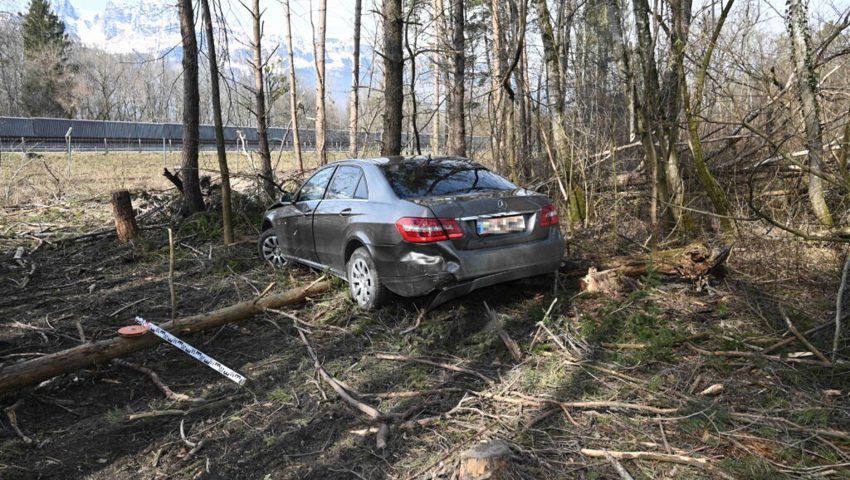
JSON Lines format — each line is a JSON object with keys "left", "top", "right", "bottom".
{"left": 339, "top": 208, "right": 352, "bottom": 217}
{"left": 302, "top": 208, "right": 313, "bottom": 215}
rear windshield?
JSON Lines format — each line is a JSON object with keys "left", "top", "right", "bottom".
{"left": 380, "top": 160, "right": 516, "bottom": 199}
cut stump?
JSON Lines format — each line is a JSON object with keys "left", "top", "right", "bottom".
{"left": 458, "top": 439, "right": 514, "bottom": 480}
{"left": 110, "top": 190, "right": 139, "bottom": 243}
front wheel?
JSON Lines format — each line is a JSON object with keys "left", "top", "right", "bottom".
{"left": 347, "top": 247, "right": 388, "bottom": 310}
{"left": 258, "top": 229, "right": 288, "bottom": 268}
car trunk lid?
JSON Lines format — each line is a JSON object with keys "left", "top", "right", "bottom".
{"left": 410, "top": 189, "right": 550, "bottom": 250}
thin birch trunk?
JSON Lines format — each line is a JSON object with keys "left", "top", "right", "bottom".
{"left": 251, "top": 0, "right": 273, "bottom": 199}
{"left": 200, "top": 0, "right": 232, "bottom": 244}
{"left": 313, "top": 0, "right": 328, "bottom": 165}
{"left": 349, "top": 0, "right": 362, "bottom": 157}
{"left": 284, "top": 0, "right": 303, "bottom": 172}
{"left": 788, "top": 0, "right": 833, "bottom": 226}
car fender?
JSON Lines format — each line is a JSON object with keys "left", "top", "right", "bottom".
{"left": 343, "top": 230, "right": 375, "bottom": 264}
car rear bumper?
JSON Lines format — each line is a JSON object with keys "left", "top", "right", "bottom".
{"left": 375, "top": 227, "right": 564, "bottom": 298}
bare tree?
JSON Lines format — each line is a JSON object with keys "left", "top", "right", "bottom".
{"left": 200, "top": 0, "right": 233, "bottom": 244}
{"left": 350, "top": 0, "right": 362, "bottom": 157}
{"left": 313, "top": 0, "right": 328, "bottom": 165}
{"left": 382, "top": 0, "right": 403, "bottom": 156}
{"left": 177, "top": 0, "right": 204, "bottom": 214}
{"left": 251, "top": 0, "right": 274, "bottom": 199}
{"left": 448, "top": 0, "right": 465, "bottom": 157}
{"left": 431, "top": 0, "right": 444, "bottom": 155}
{"left": 788, "top": 0, "right": 834, "bottom": 226}
{"left": 284, "top": 0, "right": 303, "bottom": 172}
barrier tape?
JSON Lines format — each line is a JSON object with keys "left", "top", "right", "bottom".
{"left": 135, "top": 316, "right": 247, "bottom": 386}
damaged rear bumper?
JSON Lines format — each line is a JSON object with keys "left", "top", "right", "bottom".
{"left": 375, "top": 228, "right": 564, "bottom": 301}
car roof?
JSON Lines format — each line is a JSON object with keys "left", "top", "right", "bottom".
{"left": 331, "top": 155, "right": 482, "bottom": 168}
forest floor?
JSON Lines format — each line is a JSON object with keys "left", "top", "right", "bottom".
{"left": 1, "top": 153, "right": 849, "bottom": 479}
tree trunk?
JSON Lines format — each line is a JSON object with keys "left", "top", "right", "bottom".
{"left": 110, "top": 190, "right": 138, "bottom": 243}
{"left": 252, "top": 0, "right": 274, "bottom": 199}
{"left": 512, "top": 1, "right": 530, "bottom": 180}
{"left": 535, "top": 0, "right": 582, "bottom": 224}
{"left": 314, "top": 0, "right": 328, "bottom": 165}
{"left": 788, "top": 0, "right": 833, "bottom": 226}
{"left": 284, "top": 0, "right": 303, "bottom": 173}
{"left": 432, "top": 0, "right": 444, "bottom": 155}
{"left": 0, "top": 281, "right": 332, "bottom": 396}
{"left": 200, "top": 0, "right": 233, "bottom": 245}
{"left": 489, "top": 0, "right": 505, "bottom": 173}
{"left": 349, "top": 0, "right": 362, "bottom": 157}
{"left": 177, "top": 0, "right": 204, "bottom": 214}
{"left": 680, "top": 0, "right": 735, "bottom": 235}
{"left": 382, "top": 0, "right": 403, "bottom": 156}
{"left": 448, "top": 0, "right": 466, "bottom": 156}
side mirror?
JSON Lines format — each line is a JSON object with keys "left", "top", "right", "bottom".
{"left": 279, "top": 191, "right": 293, "bottom": 204}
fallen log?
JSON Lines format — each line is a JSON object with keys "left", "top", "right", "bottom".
{"left": 563, "top": 241, "right": 731, "bottom": 280}
{"left": 0, "top": 280, "right": 332, "bottom": 396}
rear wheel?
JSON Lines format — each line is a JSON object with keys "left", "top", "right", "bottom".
{"left": 259, "top": 229, "right": 288, "bottom": 268}
{"left": 347, "top": 247, "right": 388, "bottom": 310}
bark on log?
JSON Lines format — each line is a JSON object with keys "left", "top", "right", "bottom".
{"left": 563, "top": 242, "right": 730, "bottom": 280}
{"left": 0, "top": 281, "right": 331, "bottom": 396}
{"left": 110, "top": 190, "right": 139, "bottom": 243}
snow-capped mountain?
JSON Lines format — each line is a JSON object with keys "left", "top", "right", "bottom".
{"left": 48, "top": 0, "right": 361, "bottom": 102}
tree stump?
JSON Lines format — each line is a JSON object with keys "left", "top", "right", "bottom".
{"left": 111, "top": 190, "right": 139, "bottom": 243}
{"left": 458, "top": 439, "right": 514, "bottom": 480}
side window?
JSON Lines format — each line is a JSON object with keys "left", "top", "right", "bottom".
{"left": 297, "top": 167, "right": 335, "bottom": 202}
{"left": 354, "top": 175, "right": 369, "bottom": 199}
{"left": 326, "top": 166, "right": 363, "bottom": 200}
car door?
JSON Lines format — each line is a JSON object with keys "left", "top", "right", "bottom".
{"left": 312, "top": 165, "right": 368, "bottom": 273}
{"left": 275, "top": 166, "right": 335, "bottom": 263}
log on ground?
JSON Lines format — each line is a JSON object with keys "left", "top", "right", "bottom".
{"left": 563, "top": 241, "right": 731, "bottom": 280}
{"left": 0, "top": 280, "right": 332, "bottom": 396}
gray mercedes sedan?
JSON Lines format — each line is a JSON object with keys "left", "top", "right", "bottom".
{"left": 259, "top": 156, "right": 564, "bottom": 309}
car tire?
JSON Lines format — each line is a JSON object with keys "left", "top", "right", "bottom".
{"left": 347, "top": 247, "right": 388, "bottom": 310}
{"left": 258, "top": 229, "right": 288, "bottom": 268}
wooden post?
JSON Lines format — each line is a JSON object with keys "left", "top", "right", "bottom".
{"left": 110, "top": 190, "right": 139, "bottom": 243}
{"left": 458, "top": 440, "right": 514, "bottom": 480}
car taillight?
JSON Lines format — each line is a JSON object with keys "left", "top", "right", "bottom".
{"left": 395, "top": 217, "right": 464, "bottom": 243}
{"left": 539, "top": 204, "right": 559, "bottom": 227}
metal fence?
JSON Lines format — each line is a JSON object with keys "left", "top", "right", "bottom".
{"left": 0, "top": 117, "right": 490, "bottom": 154}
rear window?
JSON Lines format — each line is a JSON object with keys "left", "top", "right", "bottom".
{"left": 380, "top": 160, "right": 515, "bottom": 199}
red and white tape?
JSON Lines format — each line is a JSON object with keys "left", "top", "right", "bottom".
{"left": 135, "top": 316, "right": 247, "bottom": 386}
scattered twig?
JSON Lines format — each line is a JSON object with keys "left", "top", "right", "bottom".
{"left": 113, "top": 359, "right": 200, "bottom": 402}
{"left": 762, "top": 319, "right": 834, "bottom": 354}
{"left": 780, "top": 307, "right": 831, "bottom": 364}
{"left": 485, "top": 302, "right": 523, "bottom": 361}
{"left": 108, "top": 297, "right": 151, "bottom": 318}
{"left": 400, "top": 306, "right": 427, "bottom": 335}
{"left": 376, "top": 353, "right": 494, "bottom": 384}
{"left": 471, "top": 391, "right": 678, "bottom": 415}
{"left": 688, "top": 343, "right": 842, "bottom": 367}
{"left": 168, "top": 228, "right": 177, "bottom": 320}
{"left": 362, "top": 388, "right": 463, "bottom": 399}
{"left": 298, "top": 327, "right": 380, "bottom": 418}
{"left": 834, "top": 253, "right": 850, "bottom": 362}
{"left": 603, "top": 449, "right": 635, "bottom": 480}
{"left": 4, "top": 399, "right": 33, "bottom": 445}
{"left": 580, "top": 448, "right": 731, "bottom": 478}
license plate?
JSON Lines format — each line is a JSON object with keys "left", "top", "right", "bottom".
{"left": 476, "top": 215, "right": 526, "bottom": 235}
